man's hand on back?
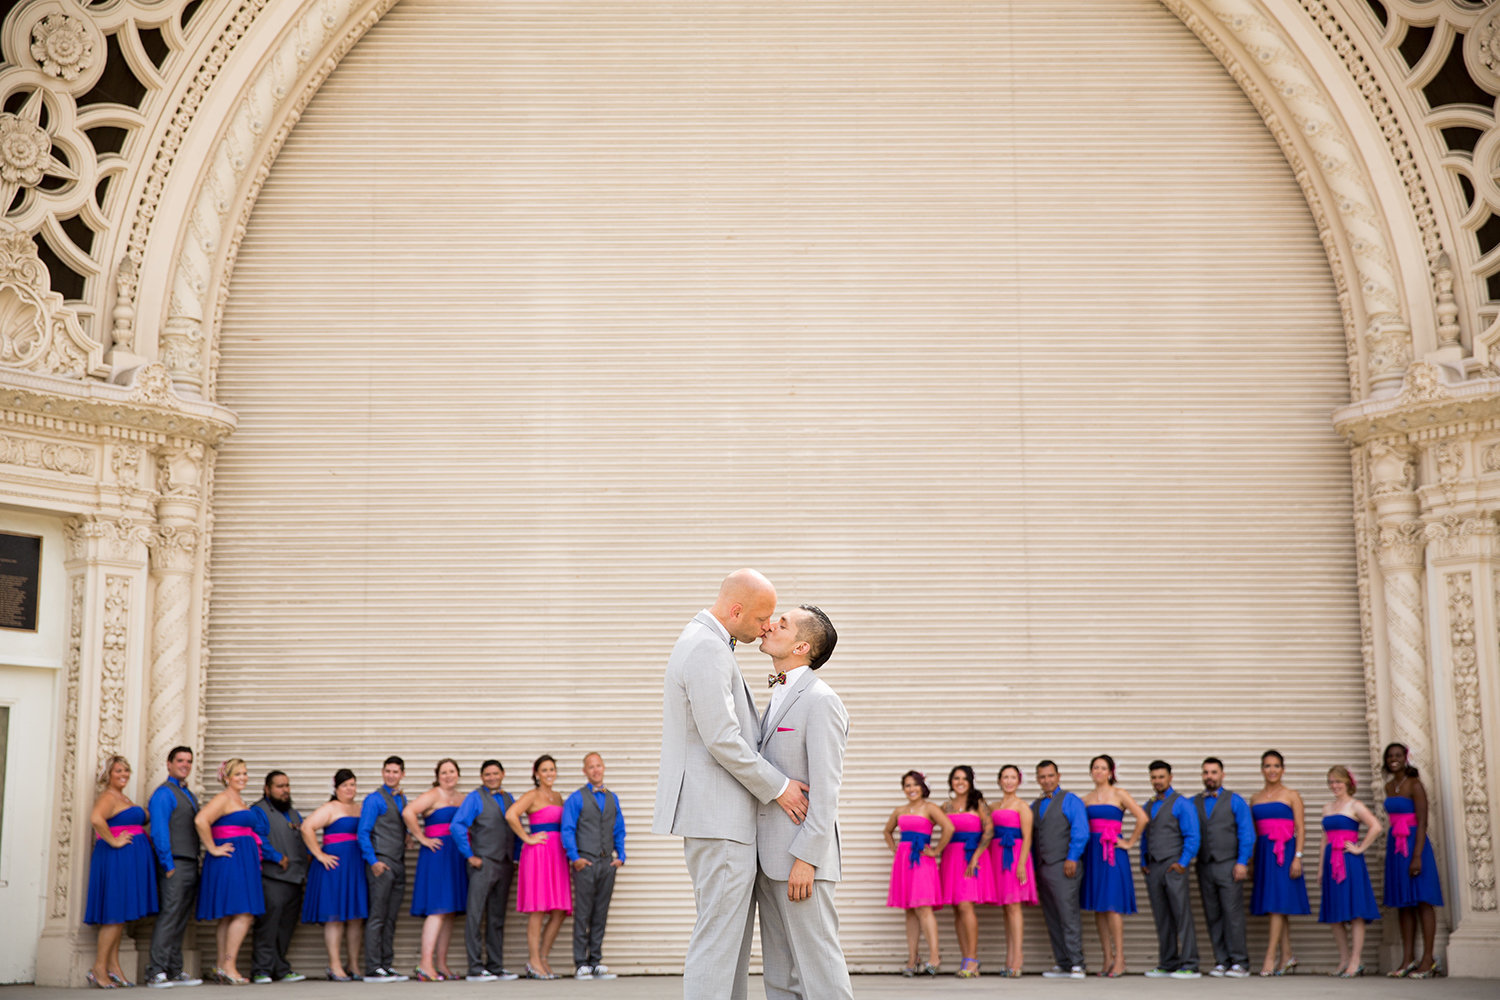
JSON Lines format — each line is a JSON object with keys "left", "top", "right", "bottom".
{"left": 777, "top": 781, "right": 810, "bottom": 824}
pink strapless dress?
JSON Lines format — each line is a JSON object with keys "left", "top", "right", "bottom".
{"left": 887, "top": 813, "right": 941, "bottom": 909}
{"left": 516, "top": 805, "right": 572, "bottom": 914}
{"left": 987, "top": 807, "right": 1039, "bottom": 905}
{"left": 939, "top": 812, "right": 997, "bottom": 905}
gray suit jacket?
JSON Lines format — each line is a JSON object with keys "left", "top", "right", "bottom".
{"left": 652, "top": 610, "right": 788, "bottom": 843}
{"left": 754, "top": 670, "right": 848, "bottom": 882}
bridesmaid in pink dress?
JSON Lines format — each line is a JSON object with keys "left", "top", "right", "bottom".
{"left": 882, "top": 770, "right": 954, "bottom": 975}
{"left": 505, "top": 755, "right": 570, "bottom": 980}
{"left": 941, "top": 765, "right": 996, "bottom": 978}
{"left": 986, "top": 764, "right": 1037, "bottom": 977}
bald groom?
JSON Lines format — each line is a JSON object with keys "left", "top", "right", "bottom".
{"left": 653, "top": 570, "right": 810, "bottom": 1000}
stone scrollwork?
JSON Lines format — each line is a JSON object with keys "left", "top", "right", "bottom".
{"left": 155, "top": 442, "right": 204, "bottom": 498}
{"left": 1368, "top": 440, "right": 1415, "bottom": 496}
{"left": 0, "top": 221, "right": 103, "bottom": 377}
{"left": 1484, "top": 442, "right": 1500, "bottom": 475}
{"left": 0, "top": 431, "right": 92, "bottom": 476}
{"left": 1425, "top": 513, "right": 1500, "bottom": 562}
{"left": 1448, "top": 571, "right": 1496, "bottom": 911}
{"left": 50, "top": 572, "right": 84, "bottom": 919}
{"left": 1366, "top": 315, "right": 1414, "bottom": 392}
{"left": 97, "top": 574, "right": 130, "bottom": 761}
{"left": 1433, "top": 442, "right": 1465, "bottom": 506}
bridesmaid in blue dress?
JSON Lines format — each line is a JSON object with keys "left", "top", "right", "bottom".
{"left": 1317, "top": 766, "right": 1381, "bottom": 977}
{"left": 194, "top": 757, "right": 265, "bottom": 985}
{"left": 404, "top": 758, "right": 469, "bottom": 981}
{"left": 1080, "top": 755, "right": 1150, "bottom": 978}
{"left": 85, "top": 755, "right": 158, "bottom": 988}
{"left": 1250, "top": 750, "right": 1309, "bottom": 976}
{"left": 1382, "top": 743, "right": 1443, "bottom": 978}
{"left": 301, "top": 769, "right": 368, "bottom": 980}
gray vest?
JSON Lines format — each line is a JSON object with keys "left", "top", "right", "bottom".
{"left": 1194, "top": 790, "right": 1240, "bottom": 864}
{"left": 1032, "top": 790, "right": 1076, "bottom": 866}
{"left": 573, "top": 787, "right": 618, "bottom": 861}
{"left": 161, "top": 780, "right": 199, "bottom": 861}
{"left": 467, "top": 788, "right": 515, "bottom": 862}
{"left": 370, "top": 787, "right": 406, "bottom": 863}
{"left": 253, "top": 798, "right": 309, "bottom": 884}
{"left": 1146, "top": 790, "right": 1185, "bottom": 864}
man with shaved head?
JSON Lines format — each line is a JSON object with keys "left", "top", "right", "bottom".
{"left": 653, "top": 569, "right": 810, "bottom": 1000}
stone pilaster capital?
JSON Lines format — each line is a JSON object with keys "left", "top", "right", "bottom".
{"left": 147, "top": 523, "right": 200, "bottom": 573}
{"left": 1376, "top": 518, "right": 1427, "bottom": 572}
{"left": 1424, "top": 512, "right": 1500, "bottom": 563}
{"left": 62, "top": 512, "right": 153, "bottom": 565}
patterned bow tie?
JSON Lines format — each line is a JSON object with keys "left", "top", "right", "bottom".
{"left": 729, "top": 637, "right": 737, "bottom": 650}
{"left": 768, "top": 671, "right": 787, "bottom": 688}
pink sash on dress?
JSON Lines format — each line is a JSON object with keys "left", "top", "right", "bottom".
{"left": 323, "top": 832, "right": 357, "bottom": 845}
{"left": 97, "top": 824, "right": 146, "bottom": 840}
{"left": 1089, "top": 818, "right": 1122, "bottom": 866}
{"left": 1388, "top": 813, "right": 1417, "bottom": 857}
{"left": 424, "top": 823, "right": 451, "bottom": 838}
{"left": 1326, "top": 829, "right": 1358, "bottom": 883}
{"left": 1256, "top": 818, "right": 1296, "bottom": 867}
{"left": 211, "top": 824, "right": 263, "bottom": 860}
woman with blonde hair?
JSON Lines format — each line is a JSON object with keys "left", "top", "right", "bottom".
{"left": 194, "top": 757, "right": 265, "bottom": 984}
{"left": 404, "top": 758, "right": 468, "bottom": 980}
{"left": 1317, "top": 765, "right": 1381, "bottom": 977}
{"left": 84, "top": 754, "right": 157, "bottom": 988}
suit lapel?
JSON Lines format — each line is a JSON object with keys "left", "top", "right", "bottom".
{"left": 763, "top": 671, "right": 817, "bottom": 742}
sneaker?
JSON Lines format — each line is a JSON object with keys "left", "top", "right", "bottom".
{"left": 576, "top": 966, "right": 594, "bottom": 980}
{"left": 494, "top": 970, "right": 520, "bottom": 981}
{"left": 251, "top": 975, "right": 274, "bottom": 984}
{"left": 280, "top": 972, "right": 306, "bottom": 983}
{"left": 1208, "top": 965, "right": 1227, "bottom": 978}
{"left": 592, "top": 965, "right": 616, "bottom": 980}
{"left": 1171, "top": 969, "right": 1203, "bottom": 979}
{"left": 1041, "top": 966, "right": 1069, "bottom": 979}
{"left": 170, "top": 974, "right": 202, "bottom": 988}
{"left": 1069, "top": 967, "right": 1086, "bottom": 979}
{"left": 1145, "top": 968, "right": 1173, "bottom": 978}
{"left": 363, "top": 970, "right": 395, "bottom": 983}
{"left": 146, "top": 973, "right": 174, "bottom": 988}
{"left": 1225, "top": 965, "right": 1251, "bottom": 978}
{"left": 383, "top": 969, "right": 409, "bottom": 983}
{"left": 466, "top": 972, "right": 499, "bottom": 983}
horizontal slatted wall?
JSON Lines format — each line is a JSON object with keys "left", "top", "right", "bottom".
{"left": 207, "top": 0, "right": 1370, "bottom": 976}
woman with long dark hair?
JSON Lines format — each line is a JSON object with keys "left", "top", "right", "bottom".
{"left": 940, "top": 765, "right": 995, "bottom": 978}
{"left": 1250, "top": 750, "right": 1309, "bottom": 976}
{"left": 506, "top": 754, "right": 570, "bottom": 979}
{"left": 300, "top": 769, "right": 367, "bottom": 980}
{"left": 1382, "top": 743, "right": 1443, "bottom": 977}
{"left": 986, "top": 764, "right": 1036, "bottom": 977}
{"left": 1081, "top": 754, "right": 1149, "bottom": 977}
{"left": 882, "top": 770, "right": 953, "bottom": 975}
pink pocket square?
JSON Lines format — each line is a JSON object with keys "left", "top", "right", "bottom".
{"left": 777, "top": 726, "right": 795, "bottom": 732}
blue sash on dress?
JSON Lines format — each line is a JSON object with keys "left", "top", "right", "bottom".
{"left": 899, "top": 830, "right": 931, "bottom": 868}
{"left": 953, "top": 830, "right": 982, "bottom": 871}
{"left": 994, "top": 826, "right": 1021, "bottom": 871}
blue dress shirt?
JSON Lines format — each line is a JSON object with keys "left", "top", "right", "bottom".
{"left": 1036, "top": 789, "right": 1089, "bottom": 863}
{"left": 246, "top": 803, "right": 295, "bottom": 865}
{"left": 450, "top": 787, "right": 519, "bottom": 861}
{"left": 1142, "top": 789, "right": 1202, "bottom": 869}
{"left": 357, "top": 785, "right": 407, "bottom": 867}
{"left": 147, "top": 776, "right": 199, "bottom": 872}
{"left": 560, "top": 785, "right": 627, "bottom": 863}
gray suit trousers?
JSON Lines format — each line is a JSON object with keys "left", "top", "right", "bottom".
{"left": 1146, "top": 864, "right": 1200, "bottom": 972}
{"left": 364, "top": 857, "right": 405, "bottom": 975}
{"left": 251, "top": 878, "right": 303, "bottom": 978}
{"left": 146, "top": 861, "right": 199, "bottom": 978}
{"left": 753, "top": 872, "right": 853, "bottom": 1000}
{"left": 571, "top": 858, "right": 617, "bottom": 967}
{"left": 464, "top": 857, "right": 514, "bottom": 975}
{"left": 682, "top": 837, "right": 757, "bottom": 1000}
{"left": 1036, "top": 860, "right": 1085, "bottom": 969}
{"left": 1196, "top": 859, "right": 1248, "bottom": 968}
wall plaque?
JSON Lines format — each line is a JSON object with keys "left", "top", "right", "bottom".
{"left": 0, "top": 532, "right": 41, "bottom": 632}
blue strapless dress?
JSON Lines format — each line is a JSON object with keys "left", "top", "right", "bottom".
{"left": 196, "top": 808, "right": 266, "bottom": 918}
{"left": 410, "top": 805, "right": 467, "bottom": 916}
{"left": 1317, "top": 815, "right": 1379, "bottom": 923}
{"left": 1080, "top": 804, "right": 1136, "bottom": 914}
{"left": 1382, "top": 796, "right": 1443, "bottom": 908}
{"left": 1250, "top": 802, "right": 1309, "bottom": 915}
{"left": 84, "top": 805, "right": 159, "bottom": 924}
{"left": 302, "top": 816, "right": 369, "bottom": 923}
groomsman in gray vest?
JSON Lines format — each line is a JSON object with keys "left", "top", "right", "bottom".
{"left": 752, "top": 605, "right": 853, "bottom": 1000}
{"left": 1032, "top": 760, "right": 1089, "bottom": 979}
{"left": 451, "top": 759, "right": 521, "bottom": 982}
{"left": 144, "top": 746, "right": 204, "bottom": 988}
{"left": 652, "top": 569, "right": 809, "bottom": 1000}
{"left": 358, "top": 756, "right": 411, "bottom": 982}
{"left": 1141, "top": 760, "right": 1202, "bottom": 979}
{"left": 561, "top": 752, "right": 626, "bottom": 981}
{"left": 1194, "top": 757, "right": 1254, "bottom": 978}
{"left": 249, "top": 771, "right": 309, "bottom": 983}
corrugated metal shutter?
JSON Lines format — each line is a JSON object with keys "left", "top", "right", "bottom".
{"left": 206, "top": 0, "right": 1368, "bottom": 976}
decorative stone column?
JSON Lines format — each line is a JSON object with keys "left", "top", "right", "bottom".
{"left": 145, "top": 443, "right": 205, "bottom": 771}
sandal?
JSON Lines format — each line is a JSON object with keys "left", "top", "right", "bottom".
{"left": 956, "top": 958, "right": 981, "bottom": 979}
{"left": 921, "top": 962, "right": 940, "bottom": 976}
{"left": 900, "top": 964, "right": 919, "bottom": 977}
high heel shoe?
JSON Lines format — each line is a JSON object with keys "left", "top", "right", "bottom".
{"left": 1339, "top": 965, "right": 1365, "bottom": 978}
{"left": 900, "top": 964, "right": 919, "bottom": 977}
{"left": 524, "top": 964, "right": 559, "bottom": 981}
{"left": 1388, "top": 960, "right": 1418, "bottom": 978}
{"left": 921, "top": 963, "right": 940, "bottom": 976}
{"left": 108, "top": 972, "right": 135, "bottom": 987}
{"left": 956, "top": 958, "right": 980, "bottom": 979}
{"left": 1278, "top": 958, "right": 1298, "bottom": 976}
{"left": 325, "top": 968, "right": 353, "bottom": 982}
{"left": 86, "top": 972, "right": 116, "bottom": 989}
{"left": 1409, "top": 958, "right": 1443, "bottom": 979}
{"left": 413, "top": 968, "right": 440, "bottom": 983}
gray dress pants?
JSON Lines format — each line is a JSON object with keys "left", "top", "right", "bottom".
{"left": 464, "top": 857, "right": 514, "bottom": 975}
{"left": 364, "top": 857, "right": 405, "bottom": 975}
{"left": 571, "top": 857, "right": 617, "bottom": 968}
{"left": 1146, "top": 863, "right": 1200, "bottom": 972}
{"left": 145, "top": 861, "right": 199, "bottom": 979}
{"left": 1035, "top": 860, "right": 1085, "bottom": 969}
{"left": 1196, "top": 860, "right": 1248, "bottom": 968}
{"left": 251, "top": 879, "right": 304, "bottom": 978}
